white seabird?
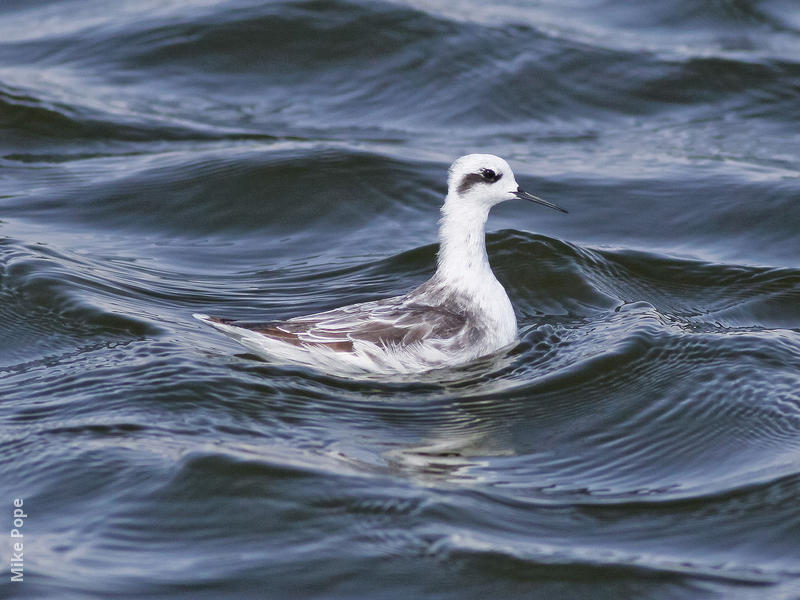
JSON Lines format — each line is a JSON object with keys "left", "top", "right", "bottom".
{"left": 194, "top": 154, "right": 566, "bottom": 376}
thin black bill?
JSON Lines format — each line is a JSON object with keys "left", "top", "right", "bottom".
{"left": 513, "top": 187, "right": 568, "bottom": 213}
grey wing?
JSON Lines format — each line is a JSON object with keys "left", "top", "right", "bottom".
{"left": 248, "top": 298, "right": 468, "bottom": 351}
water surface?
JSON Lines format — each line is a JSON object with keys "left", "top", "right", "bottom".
{"left": 1, "top": 1, "right": 799, "bottom": 598}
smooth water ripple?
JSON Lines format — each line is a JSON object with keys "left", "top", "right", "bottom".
{"left": 2, "top": 1, "right": 799, "bottom": 599}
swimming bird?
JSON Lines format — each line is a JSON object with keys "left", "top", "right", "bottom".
{"left": 194, "top": 154, "right": 566, "bottom": 376}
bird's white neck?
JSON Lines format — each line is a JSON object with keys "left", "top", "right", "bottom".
{"left": 433, "top": 195, "right": 517, "bottom": 344}
{"left": 435, "top": 196, "right": 494, "bottom": 289}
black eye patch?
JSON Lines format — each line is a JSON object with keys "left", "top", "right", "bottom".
{"left": 457, "top": 168, "right": 503, "bottom": 195}
{"left": 480, "top": 168, "right": 501, "bottom": 183}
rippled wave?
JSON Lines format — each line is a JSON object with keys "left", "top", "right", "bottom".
{"left": 1, "top": 1, "right": 799, "bottom": 598}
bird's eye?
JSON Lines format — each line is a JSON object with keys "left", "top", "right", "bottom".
{"left": 480, "top": 168, "right": 500, "bottom": 182}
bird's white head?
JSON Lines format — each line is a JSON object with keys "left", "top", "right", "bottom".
{"left": 446, "top": 154, "right": 567, "bottom": 213}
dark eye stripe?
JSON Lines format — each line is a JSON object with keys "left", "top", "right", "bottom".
{"left": 457, "top": 168, "right": 503, "bottom": 194}
{"left": 456, "top": 168, "right": 503, "bottom": 195}
{"left": 457, "top": 173, "right": 484, "bottom": 195}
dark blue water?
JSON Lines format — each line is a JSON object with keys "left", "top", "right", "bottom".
{"left": 2, "top": 1, "right": 800, "bottom": 598}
